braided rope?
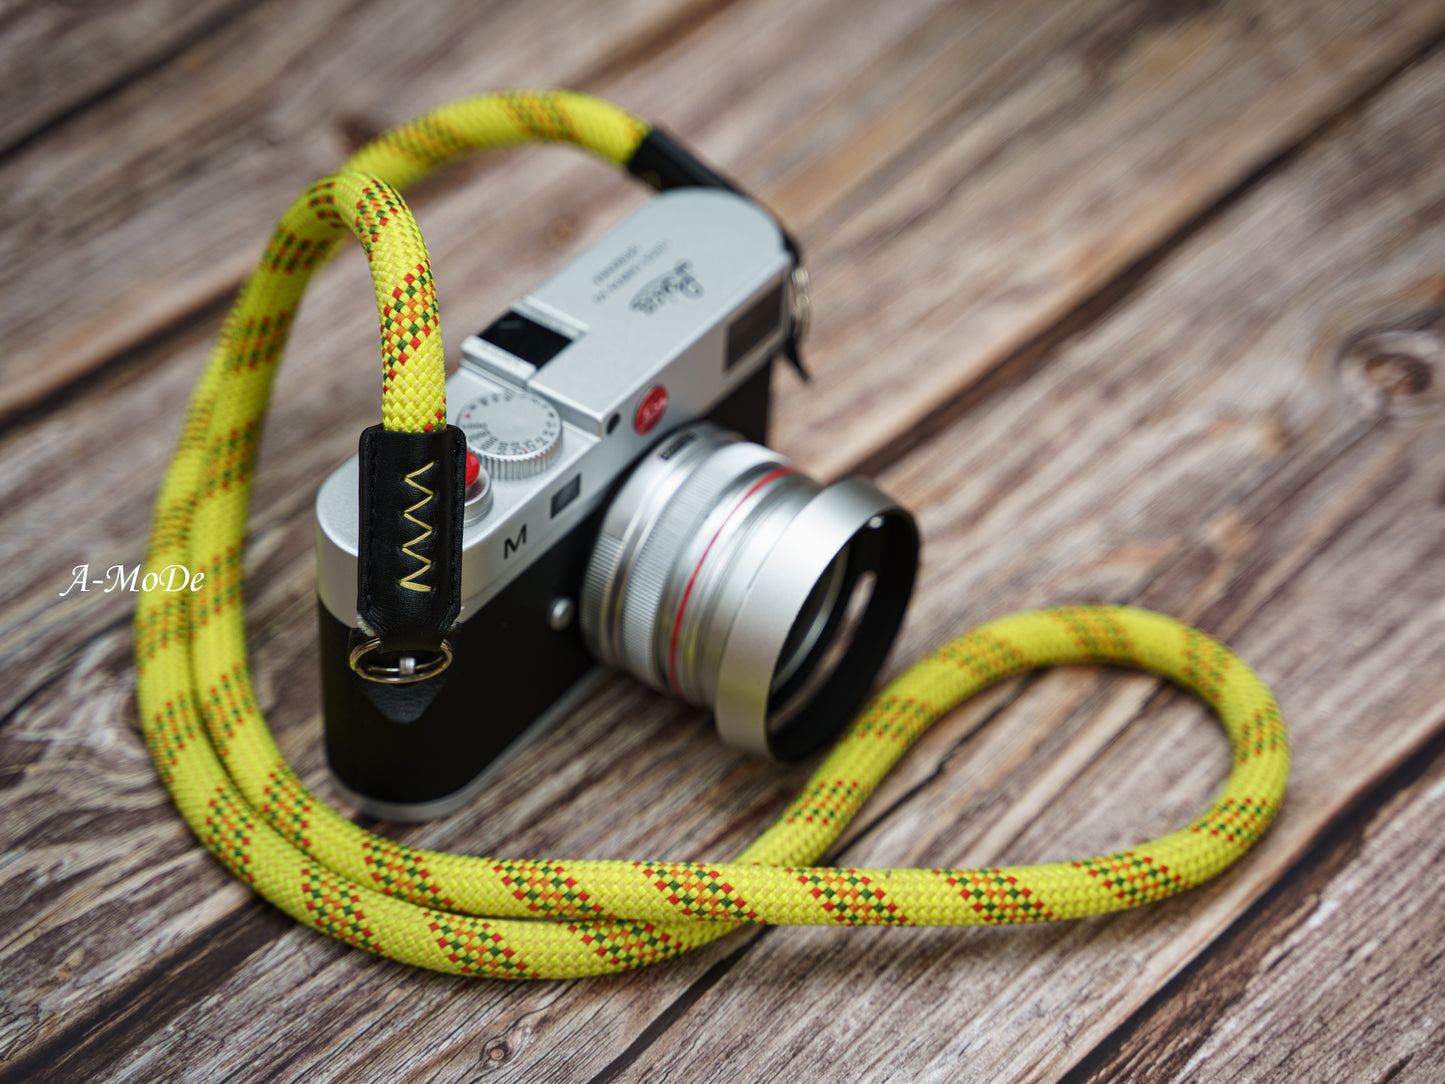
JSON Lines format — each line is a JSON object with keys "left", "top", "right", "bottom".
{"left": 134, "top": 90, "right": 1290, "bottom": 979}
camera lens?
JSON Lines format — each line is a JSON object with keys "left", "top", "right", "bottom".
{"left": 580, "top": 423, "right": 918, "bottom": 759}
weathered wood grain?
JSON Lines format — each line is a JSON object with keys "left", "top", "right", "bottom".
{"left": 1063, "top": 734, "right": 1445, "bottom": 1084}
{"left": 0, "top": 0, "right": 723, "bottom": 417}
{"left": 601, "top": 52, "right": 1445, "bottom": 1084}
{"left": 781, "top": 0, "right": 1445, "bottom": 478}
{"left": 3, "top": 0, "right": 1443, "bottom": 481}
{"left": 0, "top": 0, "right": 247, "bottom": 153}
{"left": 2, "top": 3, "right": 1444, "bottom": 1084}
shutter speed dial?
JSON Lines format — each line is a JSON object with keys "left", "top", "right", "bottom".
{"left": 455, "top": 389, "right": 563, "bottom": 481}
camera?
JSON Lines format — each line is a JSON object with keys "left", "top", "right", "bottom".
{"left": 316, "top": 188, "right": 920, "bottom": 821}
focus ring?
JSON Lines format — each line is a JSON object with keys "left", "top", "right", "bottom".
{"left": 621, "top": 442, "right": 788, "bottom": 691}
{"left": 582, "top": 426, "right": 789, "bottom": 693}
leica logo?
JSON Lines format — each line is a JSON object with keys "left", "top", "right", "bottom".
{"left": 630, "top": 261, "right": 703, "bottom": 314}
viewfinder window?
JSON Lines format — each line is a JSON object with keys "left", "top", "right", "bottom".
{"left": 725, "top": 282, "right": 785, "bottom": 371}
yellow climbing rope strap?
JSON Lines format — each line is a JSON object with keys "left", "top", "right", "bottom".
{"left": 134, "top": 89, "right": 1290, "bottom": 979}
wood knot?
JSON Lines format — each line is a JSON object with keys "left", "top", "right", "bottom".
{"left": 1361, "top": 352, "right": 1432, "bottom": 397}
{"left": 480, "top": 1037, "right": 511, "bottom": 1067}
{"left": 546, "top": 214, "right": 579, "bottom": 249}
{"left": 1335, "top": 316, "right": 1444, "bottom": 419}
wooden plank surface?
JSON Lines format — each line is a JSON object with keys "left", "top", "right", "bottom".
{"left": 2, "top": 0, "right": 1444, "bottom": 1081}
{"left": 614, "top": 52, "right": 1445, "bottom": 1080}
{"left": 1067, "top": 732, "right": 1445, "bottom": 1084}
{"left": 0, "top": 0, "right": 247, "bottom": 153}
{"left": 0, "top": 0, "right": 715, "bottom": 420}
{"left": 4, "top": 0, "right": 1442, "bottom": 464}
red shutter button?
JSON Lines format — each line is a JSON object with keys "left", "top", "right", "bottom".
{"left": 634, "top": 385, "right": 669, "bottom": 435}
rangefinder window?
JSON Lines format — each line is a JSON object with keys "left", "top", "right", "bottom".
{"left": 725, "top": 281, "right": 785, "bottom": 371}
{"left": 479, "top": 309, "right": 573, "bottom": 367}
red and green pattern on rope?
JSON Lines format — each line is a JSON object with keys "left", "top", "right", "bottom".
{"left": 134, "top": 90, "right": 1290, "bottom": 978}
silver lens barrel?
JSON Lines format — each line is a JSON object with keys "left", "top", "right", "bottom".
{"left": 580, "top": 423, "right": 918, "bottom": 758}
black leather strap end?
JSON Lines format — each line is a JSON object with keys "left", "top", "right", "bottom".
{"left": 627, "top": 126, "right": 743, "bottom": 195}
{"left": 356, "top": 424, "right": 465, "bottom": 652}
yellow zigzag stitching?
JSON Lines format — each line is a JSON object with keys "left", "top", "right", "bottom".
{"left": 399, "top": 461, "right": 435, "bottom": 593}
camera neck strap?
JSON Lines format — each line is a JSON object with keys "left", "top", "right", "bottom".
{"left": 134, "top": 89, "right": 1289, "bottom": 979}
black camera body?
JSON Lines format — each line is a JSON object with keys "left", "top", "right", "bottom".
{"left": 316, "top": 189, "right": 918, "bottom": 821}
